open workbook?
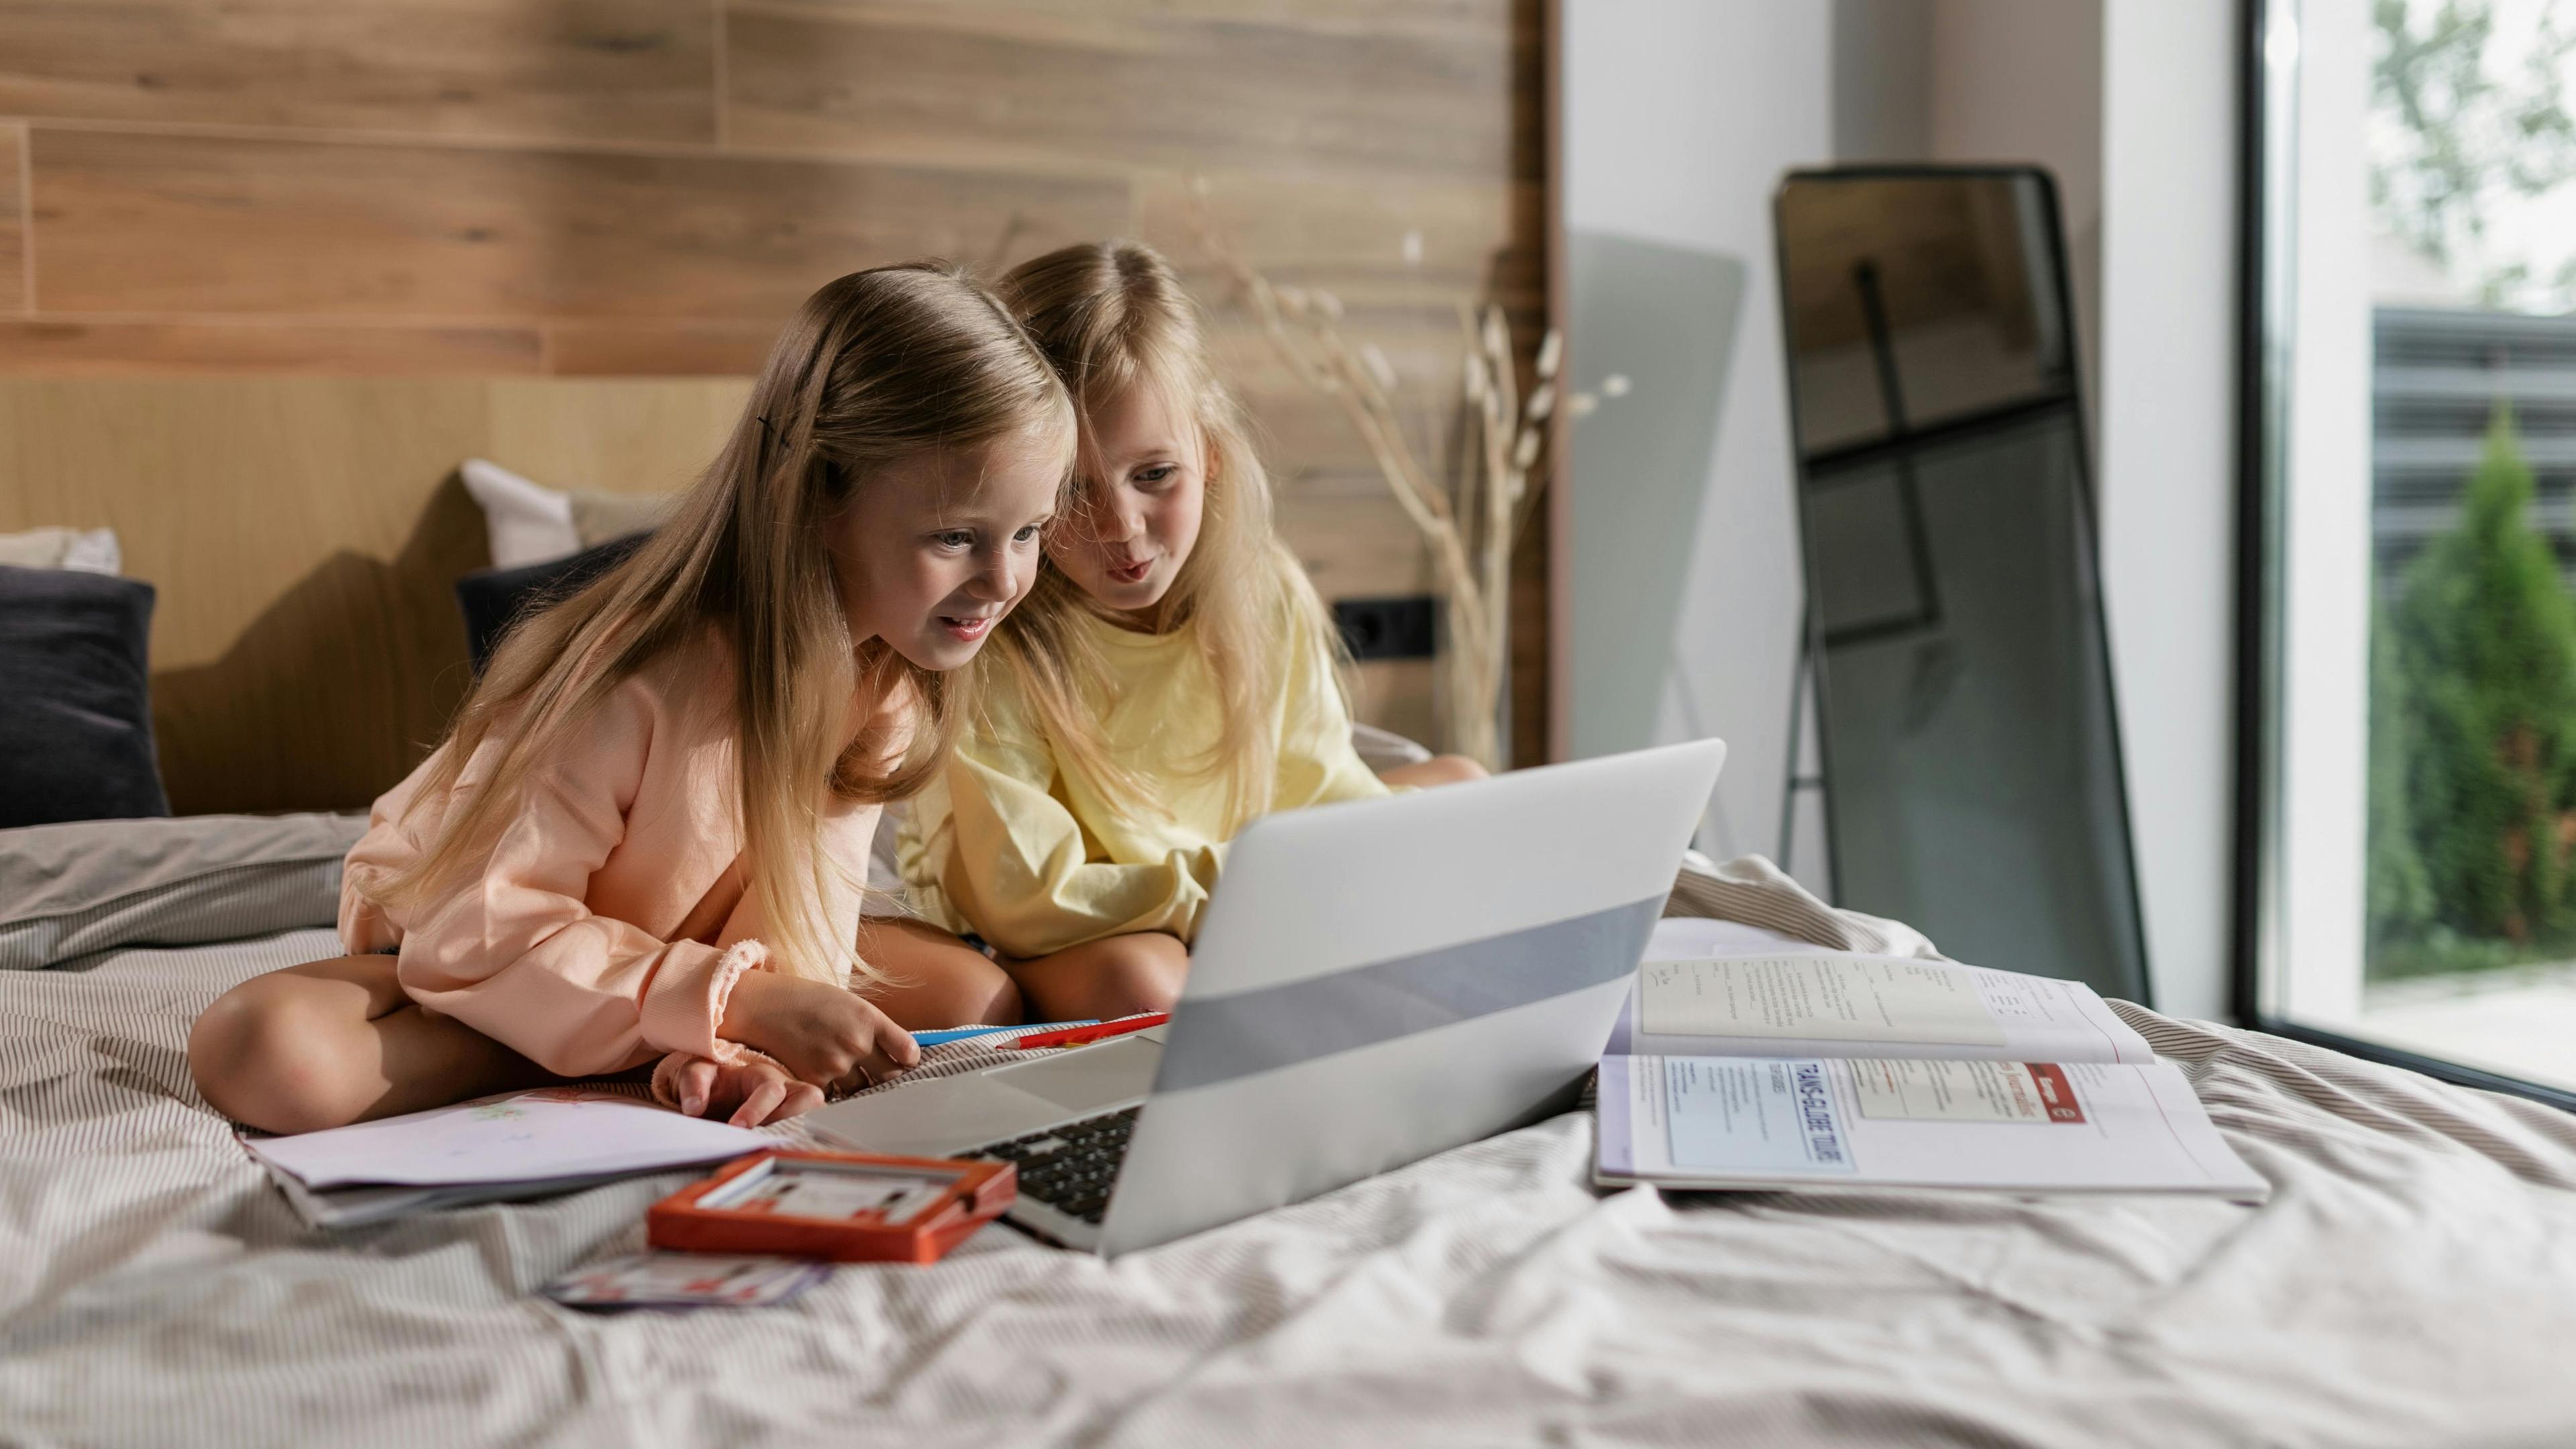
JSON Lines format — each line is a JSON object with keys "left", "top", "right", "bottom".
{"left": 1595, "top": 919, "right": 2267, "bottom": 1201}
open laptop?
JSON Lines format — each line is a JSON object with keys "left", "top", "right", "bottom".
{"left": 809, "top": 737, "right": 1727, "bottom": 1255}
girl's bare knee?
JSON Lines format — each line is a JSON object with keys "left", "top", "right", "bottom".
{"left": 1099, "top": 934, "right": 1187, "bottom": 1015}
{"left": 1381, "top": 754, "right": 1489, "bottom": 790}
{"left": 908, "top": 953, "right": 1024, "bottom": 1026}
{"left": 1004, "top": 932, "right": 1187, "bottom": 1020}
{"left": 188, "top": 977, "right": 370, "bottom": 1135}
{"left": 975, "top": 966, "right": 1026, "bottom": 1026}
{"left": 858, "top": 921, "right": 1026, "bottom": 1029}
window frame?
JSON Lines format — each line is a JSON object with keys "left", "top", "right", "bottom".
{"left": 2232, "top": 0, "right": 2576, "bottom": 1114}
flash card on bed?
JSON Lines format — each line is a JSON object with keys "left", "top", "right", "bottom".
{"left": 647, "top": 1149, "right": 1015, "bottom": 1264}
{"left": 542, "top": 1252, "right": 830, "bottom": 1311}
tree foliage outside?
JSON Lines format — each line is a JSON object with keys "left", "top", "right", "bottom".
{"left": 2373, "top": 0, "right": 2576, "bottom": 308}
{"left": 2370, "top": 413, "right": 2576, "bottom": 976}
{"left": 2365, "top": 3, "right": 2576, "bottom": 979}
{"left": 2368, "top": 596, "right": 2437, "bottom": 952}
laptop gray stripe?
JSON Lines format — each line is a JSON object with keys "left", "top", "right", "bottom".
{"left": 1151, "top": 892, "right": 1666, "bottom": 1093}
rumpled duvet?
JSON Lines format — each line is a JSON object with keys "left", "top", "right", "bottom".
{"left": 3, "top": 844, "right": 2573, "bottom": 1447}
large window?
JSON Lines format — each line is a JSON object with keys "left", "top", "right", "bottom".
{"left": 2247, "top": 0, "right": 2576, "bottom": 1104}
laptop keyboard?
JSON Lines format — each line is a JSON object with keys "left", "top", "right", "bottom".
{"left": 971, "top": 1105, "right": 1139, "bottom": 1226}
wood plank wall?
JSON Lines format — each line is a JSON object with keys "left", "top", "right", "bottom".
{"left": 0, "top": 1, "right": 1550, "bottom": 769}
{"left": 0, "top": 376, "right": 753, "bottom": 813}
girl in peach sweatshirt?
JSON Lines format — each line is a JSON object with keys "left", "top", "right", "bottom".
{"left": 189, "top": 262, "right": 1073, "bottom": 1134}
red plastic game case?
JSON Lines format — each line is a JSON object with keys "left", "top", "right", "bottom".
{"left": 648, "top": 1149, "right": 1016, "bottom": 1265}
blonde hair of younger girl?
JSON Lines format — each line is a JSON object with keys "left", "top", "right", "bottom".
{"left": 987, "top": 239, "right": 1343, "bottom": 832}
{"left": 372, "top": 262, "right": 1074, "bottom": 987}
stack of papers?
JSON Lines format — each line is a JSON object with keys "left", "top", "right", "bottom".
{"left": 244, "top": 1087, "right": 773, "bottom": 1228}
{"left": 1595, "top": 920, "right": 2267, "bottom": 1201}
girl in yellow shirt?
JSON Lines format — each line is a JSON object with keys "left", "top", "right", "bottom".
{"left": 881, "top": 241, "right": 1481, "bottom": 1018}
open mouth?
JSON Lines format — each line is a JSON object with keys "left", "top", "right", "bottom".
{"left": 1106, "top": 557, "right": 1155, "bottom": 584}
{"left": 938, "top": 613, "right": 998, "bottom": 643}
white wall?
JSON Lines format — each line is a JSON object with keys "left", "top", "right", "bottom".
{"left": 1833, "top": 0, "right": 1931, "bottom": 161}
{"left": 1562, "top": 2, "right": 1835, "bottom": 867}
{"left": 2098, "top": 0, "right": 2240, "bottom": 1022}
{"left": 1927, "top": 0, "right": 2104, "bottom": 440}
{"left": 1562, "top": 0, "right": 2244, "bottom": 1021}
{"left": 1834, "top": 0, "right": 2102, "bottom": 402}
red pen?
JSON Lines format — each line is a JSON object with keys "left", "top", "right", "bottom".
{"left": 998, "top": 1013, "right": 1171, "bottom": 1051}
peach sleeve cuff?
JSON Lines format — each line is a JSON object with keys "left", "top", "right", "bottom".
{"left": 638, "top": 938, "right": 768, "bottom": 1062}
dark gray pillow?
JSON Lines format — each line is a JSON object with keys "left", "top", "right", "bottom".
{"left": 0, "top": 564, "right": 169, "bottom": 828}
{"left": 454, "top": 533, "right": 648, "bottom": 676}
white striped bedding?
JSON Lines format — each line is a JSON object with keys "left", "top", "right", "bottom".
{"left": 4, "top": 841, "right": 2573, "bottom": 1446}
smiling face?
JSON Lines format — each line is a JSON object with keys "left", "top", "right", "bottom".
{"left": 826, "top": 426, "right": 1066, "bottom": 670}
{"left": 1047, "top": 382, "right": 1206, "bottom": 627}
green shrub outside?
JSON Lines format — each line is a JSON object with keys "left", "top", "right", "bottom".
{"left": 2370, "top": 409, "right": 2576, "bottom": 979}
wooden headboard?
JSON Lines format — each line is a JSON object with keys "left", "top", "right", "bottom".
{"left": 0, "top": 0, "right": 1546, "bottom": 792}
{"left": 0, "top": 377, "right": 746, "bottom": 814}
{"left": 0, "top": 374, "right": 1440, "bottom": 815}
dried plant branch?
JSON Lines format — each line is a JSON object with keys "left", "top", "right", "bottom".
{"left": 1187, "top": 180, "right": 1584, "bottom": 766}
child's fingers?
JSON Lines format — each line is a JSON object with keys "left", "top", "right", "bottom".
{"left": 876, "top": 1011, "right": 922, "bottom": 1072}
{"left": 730, "top": 1076, "right": 788, "bottom": 1128}
{"left": 850, "top": 1038, "right": 912, "bottom": 1091}
{"left": 775, "top": 1081, "right": 825, "bottom": 1120}
{"left": 822, "top": 1011, "right": 915, "bottom": 1093}
{"left": 676, "top": 1059, "right": 718, "bottom": 1118}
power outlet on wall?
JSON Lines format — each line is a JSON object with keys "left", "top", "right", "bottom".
{"left": 1332, "top": 595, "right": 1439, "bottom": 661}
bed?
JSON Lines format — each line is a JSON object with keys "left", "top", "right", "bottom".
{"left": 5, "top": 816, "right": 2571, "bottom": 1448}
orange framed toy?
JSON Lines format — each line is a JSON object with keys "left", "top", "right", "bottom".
{"left": 647, "top": 1150, "right": 1016, "bottom": 1265}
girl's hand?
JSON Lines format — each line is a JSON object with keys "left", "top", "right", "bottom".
{"left": 718, "top": 970, "right": 920, "bottom": 1095}
{"left": 657, "top": 1051, "right": 824, "bottom": 1127}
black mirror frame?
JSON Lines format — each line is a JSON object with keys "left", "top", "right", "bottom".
{"left": 1770, "top": 162, "right": 2152, "bottom": 1008}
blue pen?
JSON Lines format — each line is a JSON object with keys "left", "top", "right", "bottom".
{"left": 912, "top": 1020, "right": 1099, "bottom": 1048}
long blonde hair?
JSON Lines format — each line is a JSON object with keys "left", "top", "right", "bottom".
{"left": 374, "top": 262, "right": 1073, "bottom": 984}
{"left": 989, "top": 240, "right": 1340, "bottom": 831}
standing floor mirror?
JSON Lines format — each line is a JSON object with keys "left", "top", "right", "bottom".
{"left": 1772, "top": 166, "right": 2149, "bottom": 1003}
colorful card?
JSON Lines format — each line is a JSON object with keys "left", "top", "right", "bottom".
{"left": 542, "top": 1252, "right": 831, "bottom": 1312}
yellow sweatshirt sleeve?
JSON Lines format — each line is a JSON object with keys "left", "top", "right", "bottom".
{"left": 904, "top": 695, "right": 1221, "bottom": 960}
{"left": 1271, "top": 586, "right": 1397, "bottom": 812}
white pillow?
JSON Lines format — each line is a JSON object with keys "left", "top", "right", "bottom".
{"left": 0, "top": 526, "right": 120, "bottom": 576}
{"left": 458, "top": 460, "right": 582, "bottom": 570}
{"left": 459, "top": 460, "right": 678, "bottom": 570}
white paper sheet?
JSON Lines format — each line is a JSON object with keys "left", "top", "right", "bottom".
{"left": 244, "top": 1087, "right": 770, "bottom": 1189}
